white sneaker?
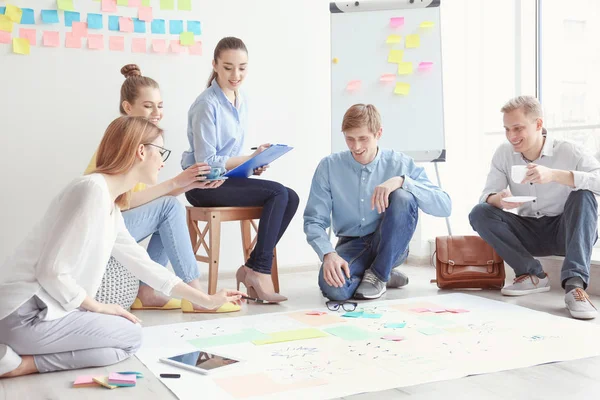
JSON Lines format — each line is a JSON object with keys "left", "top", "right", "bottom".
{"left": 0, "top": 344, "right": 21, "bottom": 376}
{"left": 501, "top": 274, "right": 550, "bottom": 296}
{"left": 565, "top": 288, "right": 597, "bottom": 320}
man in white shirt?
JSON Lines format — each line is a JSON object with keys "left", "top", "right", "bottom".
{"left": 470, "top": 96, "right": 600, "bottom": 320}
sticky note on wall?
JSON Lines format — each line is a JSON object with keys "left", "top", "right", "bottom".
{"left": 87, "top": 14, "right": 103, "bottom": 29}
{"left": 139, "top": 6, "right": 153, "bottom": 22}
{"left": 41, "top": 10, "right": 60, "bottom": 24}
{"left": 151, "top": 19, "right": 166, "bottom": 34}
{"left": 418, "top": 61, "right": 434, "bottom": 71}
{"left": 43, "top": 31, "right": 60, "bottom": 47}
{"left": 187, "top": 20, "right": 201, "bottom": 35}
{"left": 380, "top": 73, "right": 395, "bottom": 83}
{"left": 386, "top": 34, "right": 401, "bottom": 44}
{"left": 13, "top": 37, "right": 30, "bottom": 54}
{"left": 405, "top": 34, "right": 420, "bottom": 48}
{"left": 387, "top": 49, "right": 403, "bottom": 63}
{"left": 346, "top": 80, "right": 361, "bottom": 92}
{"left": 0, "top": 31, "right": 10, "bottom": 44}
{"left": 6, "top": 5, "right": 23, "bottom": 23}
{"left": 397, "top": 62, "right": 413, "bottom": 75}
{"left": 420, "top": 21, "right": 435, "bottom": 28}
{"left": 19, "top": 28, "right": 36, "bottom": 45}
{"left": 394, "top": 82, "right": 410, "bottom": 95}
{"left": 102, "top": 0, "right": 117, "bottom": 13}
{"left": 179, "top": 0, "right": 192, "bottom": 11}
{"left": 0, "top": 16, "right": 13, "bottom": 32}
{"left": 20, "top": 9, "right": 35, "bottom": 25}
{"left": 390, "top": 17, "right": 404, "bottom": 28}
{"left": 57, "top": 0, "right": 75, "bottom": 11}
{"left": 160, "top": 0, "right": 175, "bottom": 10}
{"left": 64, "top": 11, "right": 80, "bottom": 28}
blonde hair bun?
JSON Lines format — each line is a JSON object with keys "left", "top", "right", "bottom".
{"left": 121, "top": 64, "right": 142, "bottom": 78}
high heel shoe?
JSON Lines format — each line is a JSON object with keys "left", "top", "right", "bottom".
{"left": 236, "top": 265, "right": 249, "bottom": 291}
{"left": 243, "top": 268, "right": 287, "bottom": 303}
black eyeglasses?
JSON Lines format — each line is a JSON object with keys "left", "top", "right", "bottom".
{"left": 326, "top": 300, "right": 358, "bottom": 312}
{"left": 144, "top": 143, "right": 171, "bottom": 162}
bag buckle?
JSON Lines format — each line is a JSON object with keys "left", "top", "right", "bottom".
{"left": 487, "top": 260, "right": 494, "bottom": 265}
{"left": 448, "top": 260, "right": 455, "bottom": 266}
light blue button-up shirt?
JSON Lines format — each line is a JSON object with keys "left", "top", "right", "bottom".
{"left": 303, "top": 149, "right": 452, "bottom": 260}
{"left": 181, "top": 79, "right": 248, "bottom": 170}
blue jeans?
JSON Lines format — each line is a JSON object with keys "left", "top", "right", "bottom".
{"left": 318, "top": 190, "right": 419, "bottom": 301}
{"left": 469, "top": 190, "right": 598, "bottom": 289}
{"left": 123, "top": 196, "right": 200, "bottom": 283}
{"left": 185, "top": 178, "right": 299, "bottom": 274}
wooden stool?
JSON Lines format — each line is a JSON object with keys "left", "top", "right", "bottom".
{"left": 186, "top": 206, "right": 280, "bottom": 295}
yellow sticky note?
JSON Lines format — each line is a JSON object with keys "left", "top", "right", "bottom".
{"left": 179, "top": 31, "right": 194, "bottom": 46}
{"left": 0, "top": 16, "right": 14, "bottom": 32}
{"left": 394, "top": 82, "right": 410, "bottom": 95}
{"left": 252, "top": 328, "right": 328, "bottom": 345}
{"left": 92, "top": 377, "right": 118, "bottom": 390}
{"left": 420, "top": 21, "right": 435, "bottom": 28}
{"left": 386, "top": 34, "right": 401, "bottom": 44}
{"left": 332, "top": 57, "right": 339, "bottom": 64}
{"left": 387, "top": 49, "right": 404, "bottom": 63}
{"left": 57, "top": 0, "right": 75, "bottom": 12}
{"left": 406, "top": 34, "right": 420, "bottom": 48}
{"left": 6, "top": 5, "right": 23, "bottom": 23}
{"left": 397, "top": 62, "right": 413, "bottom": 75}
{"left": 12, "top": 38, "right": 30, "bottom": 55}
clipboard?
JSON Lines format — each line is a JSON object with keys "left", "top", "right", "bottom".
{"left": 224, "top": 144, "right": 293, "bottom": 178}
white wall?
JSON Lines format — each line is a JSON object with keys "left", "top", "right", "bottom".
{"left": 0, "top": 0, "right": 538, "bottom": 272}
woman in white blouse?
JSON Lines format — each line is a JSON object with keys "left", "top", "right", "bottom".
{"left": 0, "top": 116, "right": 244, "bottom": 378}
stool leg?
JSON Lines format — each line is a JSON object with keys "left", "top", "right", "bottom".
{"left": 240, "top": 220, "right": 252, "bottom": 264}
{"left": 271, "top": 248, "right": 280, "bottom": 293}
{"left": 207, "top": 212, "right": 221, "bottom": 295}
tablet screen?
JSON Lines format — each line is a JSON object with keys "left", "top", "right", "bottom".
{"left": 167, "top": 351, "right": 239, "bottom": 371}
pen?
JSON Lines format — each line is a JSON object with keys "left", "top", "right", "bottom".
{"left": 250, "top": 147, "right": 257, "bottom": 150}
{"left": 242, "top": 295, "right": 268, "bottom": 304}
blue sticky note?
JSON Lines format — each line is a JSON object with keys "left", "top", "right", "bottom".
{"left": 133, "top": 18, "right": 146, "bottom": 33}
{"left": 64, "top": 11, "right": 80, "bottom": 27}
{"left": 384, "top": 322, "right": 407, "bottom": 329}
{"left": 342, "top": 311, "right": 364, "bottom": 318}
{"left": 187, "top": 20, "right": 201, "bottom": 35}
{"left": 361, "top": 313, "right": 383, "bottom": 319}
{"left": 108, "top": 15, "right": 120, "bottom": 31}
{"left": 0, "top": 7, "right": 5, "bottom": 15}
{"left": 151, "top": 19, "right": 165, "bottom": 34}
{"left": 41, "top": 10, "right": 59, "bottom": 24}
{"left": 87, "top": 13, "right": 103, "bottom": 29}
{"left": 169, "top": 20, "right": 183, "bottom": 34}
{"left": 21, "top": 8, "right": 35, "bottom": 24}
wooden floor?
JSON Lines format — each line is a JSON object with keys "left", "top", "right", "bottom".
{"left": 2, "top": 264, "right": 600, "bottom": 400}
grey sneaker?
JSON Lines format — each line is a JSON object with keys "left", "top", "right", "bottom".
{"left": 0, "top": 344, "right": 21, "bottom": 376}
{"left": 501, "top": 274, "right": 550, "bottom": 296}
{"left": 565, "top": 288, "right": 597, "bottom": 320}
{"left": 387, "top": 267, "right": 409, "bottom": 288}
{"left": 354, "top": 269, "right": 387, "bottom": 300}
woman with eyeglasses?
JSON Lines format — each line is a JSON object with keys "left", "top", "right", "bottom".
{"left": 0, "top": 116, "right": 245, "bottom": 379}
{"left": 84, "top": 65, "right": 237, "bottom": 314}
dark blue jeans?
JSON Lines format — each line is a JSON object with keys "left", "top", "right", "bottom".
{"left": 469, "top": 190, "right": 598, "bottom": 289}
{"left": 186, "top": 178, "right": 299, "bottom": 274}
{"left": 318, "top": 190, "right": 419, "bottom": 301}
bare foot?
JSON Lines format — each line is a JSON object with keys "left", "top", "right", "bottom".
{"left": 0, "top": 356, "right": 37, "bottom": 379}
{"left": 136, "top": 285, "right": 172, "bottom": 307}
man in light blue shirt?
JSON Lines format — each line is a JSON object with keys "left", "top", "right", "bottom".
{"left": 470, "top": 96, "right": 600, "bottom": 319}
{"left": 304, "top": 104, "right": 452, "bottom": 301}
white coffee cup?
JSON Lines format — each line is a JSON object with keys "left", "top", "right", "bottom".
{"left": 511, "top": 165, "right": 527, "bottom": 184}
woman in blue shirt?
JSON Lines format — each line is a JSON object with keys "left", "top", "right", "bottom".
{"left": 182, "top": 37, "right": 298, "bottom": 303}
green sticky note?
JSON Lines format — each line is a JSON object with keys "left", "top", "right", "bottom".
{"left": 323, "top": 326, "right": 373, "bottom": 341}
{"left": 252, "top": 328, "right": 328, "bottom": 345}
{"left": 160, "top": 0, "right": 175, "bottom": 10}
{"left": 178, "top": 0, "right": 192, "bottom": 11}
{"left": 188, "top": 329, "right": 269, "bottom": 348}
{"left": 142, "top": 0, "right": 151, "bottom": 5}
{"left": 57, "top": 0, "right": 75, "bottom": 12}
{"left": 117, "top": 0, "right": 128, "bottom": 5}
{"left": 179, "top": 31, "right": 194, "bottom": 46}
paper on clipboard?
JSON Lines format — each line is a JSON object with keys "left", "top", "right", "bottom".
{"left": 224, "top": 144, "right": 293, "bottom": 178}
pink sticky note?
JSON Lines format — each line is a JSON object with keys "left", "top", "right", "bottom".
{"left": 152, "top": 38, "right": 167, "bottom": 53}
{"left": 102, "top": 0, "right": 117, "bottom": 13}
{"left": 418, "top": 61, "right": 434, "bottom": 71}
{"left": 390, "top": 17, "right": 404, "bottom": 28}
{"left": 446, "top": 308, "right": 469, "bottom": 314}
{"left": 19, "top": 28, "right": 36, "bottom": 46}
{"left": 108, "top": 372, "right": 136, "bottom": 384}
{"left": 109, "top": 36, "right": 125, "bottom": 51}
{"left": 380, "top": 73, "right": 395, "bottom": 83}
{"left": 72, "top": 22, "right": 88, "bottom": 38}
{"left": 409, "top": 308, "right": 430, "bottom": 313}
{"left": 139, "top": 6, "right": 153, "bottom": 22}
{"left": 0, "top": 31, "right": 10, "bottom": 44}
{"left": 42, "top": 31, "right": 59, "bottom": 47}
{"left": 65, "top": 32, "right": 81, "bottom": 48}
{"left": 189, "top": 41, "right": 202, "bottom": 55}
{"left": 382, "top": 335, "right": 405, "bottom": 342}
{"left": 428, "top": 307, "right": 448, "bottom": 313}
{"left": 87, "top": 34, "right": 104, "bottom": 50}
{"left": 170, "top": 40, "right": 185, "bottom": 53}
{"left": 306, "top": 311, "right": 327, "bottom": 316}
{"left": 129, "top": 0, "right": 142, "bottom": 6}
{"left": 132, "top": 37, "right": 146, "bottom": 53}
{"left": 73, "top": 375, "right": 98, "bottom": 387}
{"left": 346, "top": 80, "right": 361, "bottom": 92}
{"left": 119, "top": 17, "right": 134, "bottom": 33}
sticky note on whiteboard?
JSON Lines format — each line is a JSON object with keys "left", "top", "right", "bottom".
{"left": 387, "top": 49, "right": 403, "bottom": 63}
{"left": 380, "top": 73, "right": 395, "bottom": 83}
{"left": 346, "top": 80, "right": 362, "bottom": 92}
{"left": 390, "top": 17, "right": 404, "bottom": 28}
{"left": 406, "top": 34, "right": 420, "bottom": 48}
{"left": 394, "top": 82, "right": 410, "bottom": 95}
{"left": 418, "top": 61, "right": 434, "bottom": 71}
{"left": 386, "top": 34, "right": 401, "bottom": 44}
{"left": 420, "top": 21, "right": 435, "bottom": 28}
{"left": 397, "top": 62, "right": 413, "bottom": 75}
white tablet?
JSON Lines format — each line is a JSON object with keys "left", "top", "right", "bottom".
{"left": 159, "top": 350, "right": 241, "bottom": 375}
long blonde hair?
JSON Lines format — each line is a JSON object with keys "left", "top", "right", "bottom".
{"left": 91, "top": 116, "right": 163, "bottom": 208}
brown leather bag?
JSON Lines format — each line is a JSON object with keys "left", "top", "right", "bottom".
{"left": 433, "top": 236, "right": 506, "bottom": 289}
